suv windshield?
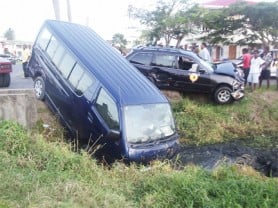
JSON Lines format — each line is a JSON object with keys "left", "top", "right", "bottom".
{"left": 198, "top": 57, "right": 214, "bottom": 72}
{"left": 124, "top": 103, "right": 175, "bottom": 144}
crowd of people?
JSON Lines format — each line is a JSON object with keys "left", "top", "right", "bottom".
{"left": 238, "top": 46, "right": 278, "bottom": 91}
{"left": 182, "top": 43, "right": 278, "bottom": 91}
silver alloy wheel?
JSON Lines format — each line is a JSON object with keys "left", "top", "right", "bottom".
{"left": 217, "top": 88, "right": 231, "bottom": 103}
{"left": 34, "top": 77, "right": 45, "bottom": 100}
{"left": 214, "top": 86, "right": 232, "bottom": 104}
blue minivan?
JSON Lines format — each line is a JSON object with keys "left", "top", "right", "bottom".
{"left": 28, "top": 20, "right": 179, "bottom": 162}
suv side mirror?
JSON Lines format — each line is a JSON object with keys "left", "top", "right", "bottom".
{"left": 199, "top": 69, "right": 206, "bottom": 74}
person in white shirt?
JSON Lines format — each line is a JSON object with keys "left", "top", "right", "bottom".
{"left": 199, "top": 42, "right": 211, "bottom": 62}
{"left": 22, "top": 45, "right": 31, "bottom": 78}
{"left": 247, "top": 50, "right": 265, "bottom": 91}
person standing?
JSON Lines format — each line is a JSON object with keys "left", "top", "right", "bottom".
{"left": 248, "top": 50, "right": 265, "bottom": 91}
{"left": 199, "top": 42, "right": 211, "bottom": 62}
{"left": 259, "top": 46, "right": 272, "bottom": 88}
{"left": 238, "top": 48, "right": 252, "bottom": 86}
{"left": 22, "top": 45, "right": 31, "bottom": 78}
{"left": 272, "top": 58, "right": 278, "bottom": 89}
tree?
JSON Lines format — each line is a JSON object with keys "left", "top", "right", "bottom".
{"left": 130, "top": 0, "right": 200, "bottom": 47}
{"left": 4, "top": 28, "right": 15, "bottom": 40}
{"left": 112, "top": 33, "right": 127, "bottom": 53}
{"left": 200, "top": 1, "right": 278, "bottom": 47}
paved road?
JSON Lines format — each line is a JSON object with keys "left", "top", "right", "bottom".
{"left": 7, "top": 64, "right": 33, "bottom": 89}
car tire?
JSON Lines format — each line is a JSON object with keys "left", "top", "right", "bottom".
{"left": 34, "top": 76, "right": 45, "bottom": 100}
{"left": 214, "top": 86, "right": 233, "bottom": 104}
{"left": 0, "top": 73, "right": 11, "bottom": 87}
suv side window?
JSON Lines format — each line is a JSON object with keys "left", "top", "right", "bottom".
{"left": 129, "top": 52, "right": 152, "bottom": 65}
{"left": 96, "top": 89, "right": 120, "bottom": 130}
{"left": 152, "top": 54, "right": 176, "bottom": 68}
{"left": 177, "top": 56, "right": 199, "bottom": 72}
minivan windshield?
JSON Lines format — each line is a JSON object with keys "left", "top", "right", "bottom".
{"left": 124, "top": 103, "right": 175, "bottom": 144}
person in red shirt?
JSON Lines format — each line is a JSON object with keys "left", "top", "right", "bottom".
{"left": 238, "top": 48, "right": 252, "bottom": 86}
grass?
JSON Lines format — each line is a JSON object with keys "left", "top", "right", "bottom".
{"left": 0, "top": 121, "right": 277, "bottom": 207}
{"left": 172, "top": 89, "right": 278, "bottom": 146}
{"left": 0, "top": 88, "right": 277, "bottom": 207}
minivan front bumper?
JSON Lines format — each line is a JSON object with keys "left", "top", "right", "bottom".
{"left": 127, "top": 137, "right": 179, "bottom": 163}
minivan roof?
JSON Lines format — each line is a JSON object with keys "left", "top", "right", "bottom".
{"left": 40, "top": 20, "right": 168, "bottom": 105}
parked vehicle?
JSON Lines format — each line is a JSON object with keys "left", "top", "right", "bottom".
{"left": 28, "top": 20, "right": 179, "bottom": 163}
{"left": 0, "top": 57, "right": 12, "bottom": 87}
{"left": 126, "top": 46, "right": 245, "bottom": 104}
{"left": 0, "top": 54, "right": 20, "bottom": 65}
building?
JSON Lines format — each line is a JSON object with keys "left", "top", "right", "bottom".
{"left": 199, "top": 0, "right": 258, "bottom": 61}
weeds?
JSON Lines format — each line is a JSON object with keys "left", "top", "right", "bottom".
{"left": 0, "top": 90, "right": 277, "bottom": 207}
{"left": 172, "top": 90, "right": 278, "bottom": 146}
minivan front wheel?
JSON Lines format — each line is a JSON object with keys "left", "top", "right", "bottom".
{"left": 34, "top": 76, "right": 45, "bottom": 100}
{"left": 214, "top": 86, "right": 233, "bottom": 104}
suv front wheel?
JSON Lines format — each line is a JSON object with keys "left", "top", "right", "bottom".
{"left": 214, "top": 86, "right": 233, "bottom": 104}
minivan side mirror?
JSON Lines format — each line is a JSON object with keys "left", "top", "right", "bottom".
{"left": 107, "top": 129, "right": 121, "bottom": 140}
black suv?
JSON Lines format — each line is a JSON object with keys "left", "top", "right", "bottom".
{"left": 126, "top": 46, "right": 245, "bottom": 104}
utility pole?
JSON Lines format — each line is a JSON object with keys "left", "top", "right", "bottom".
{"left": 52, "top": 0, "right": 60, "bottom": 20}
{"left": 66, "top": 0, "right": 72, "bottom": 22}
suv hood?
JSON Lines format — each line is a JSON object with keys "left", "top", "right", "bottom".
{"left": 213, "top": 61, "right": 244, "bottom": 80}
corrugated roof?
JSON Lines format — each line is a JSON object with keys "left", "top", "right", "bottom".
{"left": 42, "top": 20, "right": 167, "bottom": 106}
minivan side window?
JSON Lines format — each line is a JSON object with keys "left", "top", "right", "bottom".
{"left": 59, "top": 53, "right": 76, "bottom": 79}
{"left": 96, "top": 89, "right": 120, "bottom": 130}
{"left": 68, "top": 63, "right": 95, "bottom": 96}
{"left": 36, "top": 28, "right": 52, "bottom": 50}
{"left": 46, "top": 36, "right": 59, "bottom": 59}
{"left": 51, "top": 44, "right": 65, "bottom": 67}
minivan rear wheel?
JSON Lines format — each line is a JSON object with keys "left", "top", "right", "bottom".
{"left": 34, "top": 76, "right": 45, "bottom": 100}
{"left": 214, "top": 86, "right": 233, "bottom": 104}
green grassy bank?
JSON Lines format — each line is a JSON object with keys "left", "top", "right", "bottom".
{"left": 0, "top": 89, "right": 277, "bottom": 207}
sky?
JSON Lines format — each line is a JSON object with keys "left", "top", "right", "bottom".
{"left": 0, "top": 0, "right": 275, "bottom": 42}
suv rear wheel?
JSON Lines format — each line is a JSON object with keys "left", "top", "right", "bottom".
{"left": 214, "top": 86, "right": 233, "bottom": 104}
